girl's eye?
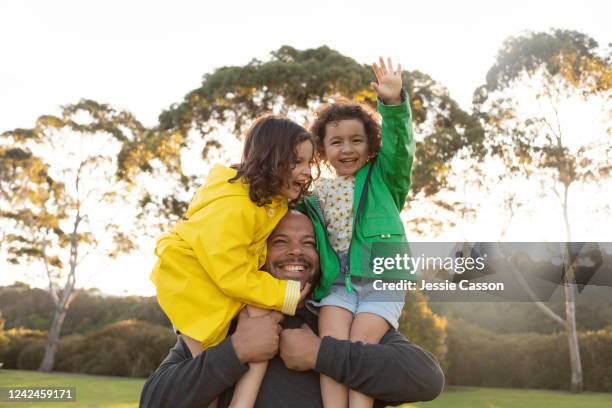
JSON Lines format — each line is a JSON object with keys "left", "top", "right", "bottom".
{"left": 331, "top": 140, "right": 341, "bottom": 145}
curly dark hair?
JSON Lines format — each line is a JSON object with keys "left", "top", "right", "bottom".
{"left": 309, "top": 102, "right": 381, "bottom": 161}
{"left": 230, "top": 114, "right": 316, "bottom": 206}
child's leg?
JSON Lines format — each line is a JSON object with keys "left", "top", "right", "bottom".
{"left": 319, "top": 305, "right": 354, "bottom": 408}
{"left": 228, "top": 306, "right": 272, "bottom": 408}
{"left": 348, "top": 312, "right": 391, "bottom": 408}
{"left": 229, "top": 361, "right": 267, "bottom": 408}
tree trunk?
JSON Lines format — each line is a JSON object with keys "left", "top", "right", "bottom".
{"left": 38, "top": 307, "right": 67, "bottom": 372}
{"left": 562, "top": 184, "right": 582, "bottom": 392}
{"left": 564, "top": 259, "right": 583, "bottom": 392}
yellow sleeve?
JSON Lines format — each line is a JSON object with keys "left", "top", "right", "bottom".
{"left": 177, "top": 196, "right": 301, "bottom": 315}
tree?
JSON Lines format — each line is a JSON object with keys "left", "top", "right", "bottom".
{"left": 473, "top": 29, "right": 612, "bottom": 392}
{"left": 126, "top": 45, "right": 484, "bottom": 232}
{"left": 0, "top": 100, "right": 147, "bottom": 372}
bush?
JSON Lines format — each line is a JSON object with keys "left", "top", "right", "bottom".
{"left": 0, "top": 321, "right": 175, "bottom": 377}
{"left": 16, "top": 341, "right": 46, "bottom": 370}
{"left": 55, "top": 320, "right": 176, "bottom": 377}
{"left": 0, "top": 328, "right": 47, "bottom": 369}
{"left": 398, "top": 290, "right": 448, "bottom": 370}
{"left": 446, "top": 319, "right": 612, "bottom": 391}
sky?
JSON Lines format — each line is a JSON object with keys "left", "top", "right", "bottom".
{"left": 1, "top": 0, "right": 611, "bottom": 296}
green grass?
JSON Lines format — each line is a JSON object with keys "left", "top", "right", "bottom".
{"left": 0, "top": 369, "right": 144, "bottom": 407}
{"left": 407, "top": 386, "right": 612, "bottom": 408}
{"left": 1, "top": 369, "right": 611, "bottom": 407}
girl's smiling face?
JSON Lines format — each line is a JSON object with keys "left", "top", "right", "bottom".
{"left": 281, "top": 140, "right": 314, "bottom": 202}
{"left": 322, "top": 119, "right": 369, "bottom": 176}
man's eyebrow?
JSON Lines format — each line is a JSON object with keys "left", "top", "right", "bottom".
{"left": 270, "top": 233, "right": 289, "bottom": 239}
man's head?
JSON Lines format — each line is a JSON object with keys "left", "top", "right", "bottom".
{"left": 264, "top": 211, "right": 320, "bottom": 293}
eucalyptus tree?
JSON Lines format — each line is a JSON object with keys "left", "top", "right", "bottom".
{"left": 1, "top": 100, "right": 147, "bottom": 372}
{"left": 473, "top": 29, "right": 611, "bottom": 392}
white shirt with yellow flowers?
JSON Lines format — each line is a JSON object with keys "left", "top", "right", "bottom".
{"left": 314, "top": 175, "right": 355, "bottom": 254}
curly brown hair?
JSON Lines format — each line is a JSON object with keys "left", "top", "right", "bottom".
{"left": 309, "top": 102, "right": 381, "bottom": 162}
{"left": 230, "top": 114, "right": 316, "bottom": 206}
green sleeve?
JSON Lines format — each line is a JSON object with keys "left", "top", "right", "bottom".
{"left": 376, "top": 89, "right": 416, "bottom": 210}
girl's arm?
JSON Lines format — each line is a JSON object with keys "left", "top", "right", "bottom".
{"left": 371, "top": 57, "right": 416, "bottom": 210}
{"left": 177, "top": 195, "right": 302, "bottom": 315}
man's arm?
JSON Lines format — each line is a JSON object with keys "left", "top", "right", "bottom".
{"left": 318, "top": 331, "right": 444, "bottom": 404}
{"left": 139, "top": 336, "right": 247, "bottom": 408}
{"left": 140, "top": 309, "right": 284, "bottom": 408}
{"left": 280, "top": 325, "right": 444, "bottom": 405}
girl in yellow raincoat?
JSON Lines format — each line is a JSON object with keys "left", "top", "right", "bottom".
{"left": 151, "top": 116, "right": 316, "bottom": 408}
{"left": 151, "top": 115, "right": 315, "bottom": 349}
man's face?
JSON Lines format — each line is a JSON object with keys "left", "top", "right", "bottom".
{"left": 265, "top": 212, "right": 320, "bottom": 292}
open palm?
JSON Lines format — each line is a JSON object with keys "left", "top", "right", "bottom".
{"left": 371, "top": 57, "right": 402, "bottom": 104}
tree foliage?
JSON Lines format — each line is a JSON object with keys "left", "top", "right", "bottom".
{"left": 0, "top": 100, "right": 148, "bottom": 371}
{"left": 127, "top": 46, "right": 485, "bottom": 223}
{"left": 474, "top": 29, "right": 611, "bottom": 190}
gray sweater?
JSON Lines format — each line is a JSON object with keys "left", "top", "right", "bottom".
{"left": 139, "top": 308, "right": 444, "bottom": 407}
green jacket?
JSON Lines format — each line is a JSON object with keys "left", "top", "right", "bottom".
{"left": 299, "top": 92, "right": 416, "bottom": 300}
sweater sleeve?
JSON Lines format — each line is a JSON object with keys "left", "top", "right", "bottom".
{"left": 139, "top": 336, "right": 247, "bottom": 408}
{"left": 376, "top": 90, "right": 416, "bottom": 210}
{"left": 314, "top": 330, "right": 444, "bottom": 404}
{"left": 181, "top": 196, "right": 301, "bottom": 316}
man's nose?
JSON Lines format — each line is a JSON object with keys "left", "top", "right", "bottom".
{"left": 287, "top": 243, "right": 304, "bottom": 256}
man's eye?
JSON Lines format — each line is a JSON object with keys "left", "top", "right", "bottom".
{"left": 304, "top": 241, "right": 316, "bottom": 247}
{"left": 274, "top": 240, "right": 287, "bottom": 245}
{"left": 353, "top": 139, "right": 363, "bottom": 144}
{"left": 331, "top": 141, "right": 341, "bottom": 145}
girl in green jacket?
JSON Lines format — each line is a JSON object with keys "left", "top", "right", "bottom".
{"left": 304, "top": 57, "right": 416, "bottom": 408}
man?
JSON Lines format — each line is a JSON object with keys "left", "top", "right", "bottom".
{"left": 140, "top": 211, "right": 444, "bottom": 407}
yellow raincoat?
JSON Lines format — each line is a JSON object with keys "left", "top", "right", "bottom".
{"left": 151, "top": 164, "right": 301, "bottom": 348}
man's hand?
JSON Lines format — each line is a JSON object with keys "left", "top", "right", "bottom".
{"left": 279, "top": 324, "right": 321, "bottom": 371}
{"left": 231, "top": 308, "right": 283, "bottom": 364}
{"left": 371, "top": 56, "right": 403, "bottom": 105}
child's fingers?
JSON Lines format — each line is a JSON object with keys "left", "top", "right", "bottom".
{"left": 379, "top": 56, "right": 387, "bottom": 75}
{"left": 387, "top": 57, "right": 393, "bottom": 74}
{"left": 299, "top": 282, "right": 311, "bottom": 301}
{"left": 370, "top": 82, "right": 380, "bottom": 93}
{"left": 371, "top": 63, "right": 381, "bottom": 82}
{"left": 397, "top": 63, "right": 402, "bottom": 76}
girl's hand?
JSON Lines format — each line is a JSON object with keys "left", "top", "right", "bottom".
{"left": 371, "top": 56, "right": 403, "bottom": 105}
{"left": 299, "top": 282, "right": 312, "bottom": 303}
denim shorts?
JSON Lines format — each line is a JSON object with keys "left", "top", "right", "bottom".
{"left": 308, "top": 253, "right": 406, "bottom": 329}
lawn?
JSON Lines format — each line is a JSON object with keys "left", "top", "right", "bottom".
{"left": 408, "top": 386, "right": 612, "bottom": 408}
{"left": 1, "top": 369, "right": 611, "bottom": 407}
{"left": 0, "top": 369, "right": 144, "bottom": 407}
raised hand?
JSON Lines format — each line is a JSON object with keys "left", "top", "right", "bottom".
{"left": 371, "top": 56, "right": 403, "bottom": 105}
